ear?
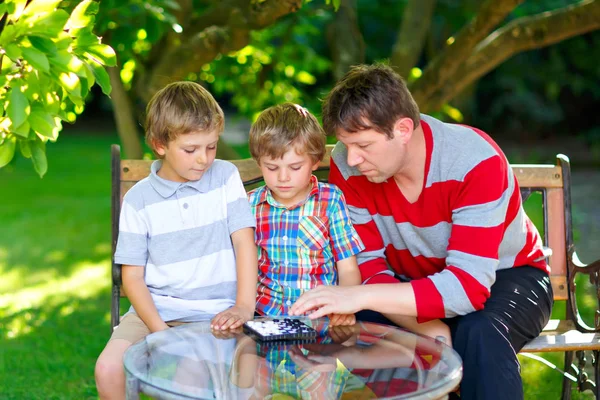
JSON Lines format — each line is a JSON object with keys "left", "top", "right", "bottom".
{"left": 311, "top": 160, "right": 320, "bottom": 171}
{"left": 152, "top": 139, "right": 167, "bottom": 157}
{"left": 393, "top": 117, "right": 414, "bottom": 144}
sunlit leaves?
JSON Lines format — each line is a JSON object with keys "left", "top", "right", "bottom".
{"left": 7, "top": 87, "right": 30, "bottom": 130}
{"left": 0, "top": 0, "right": 114, "bottom": 177}
{"left": 0, "top": 136, "right": 17, "bottom": 168}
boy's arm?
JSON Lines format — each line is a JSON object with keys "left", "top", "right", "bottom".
{"left": 122, "top": 265, "right": 169, "bottom": 333}
{"left": 337, "top": 256, "right": 361, "bottom": 287}
{"left": 212, "top": 227, "right": 257, "bottom": 330}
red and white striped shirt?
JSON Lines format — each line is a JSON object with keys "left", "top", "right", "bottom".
{"left": 330, "top": 115, "right": 550, "bottom": 322}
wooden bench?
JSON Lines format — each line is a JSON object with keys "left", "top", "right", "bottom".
{"left": 110, "top": 144, "right": 600, "bottom": 399}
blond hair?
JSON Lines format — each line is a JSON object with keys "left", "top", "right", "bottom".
{"left": 249, "top": 103, "right": 326, "bottom": 164}
{"left": 145, "top": 81, "right": 224, "bottom": 156}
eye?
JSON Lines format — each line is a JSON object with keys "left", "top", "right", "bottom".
{"left": 184, "top": 149, "right": 195, "bottom": 154}
{"left": 267, "top": 166, "right": 277, "bottom": 171}
{"left": 290, "top": 166, "right": 302, "bottom": 171}
{"left": 358, "top": 143, "right": 370, "bottom": 149}
{"left": 207, "top": 145, "right": 217, "bottom": 150}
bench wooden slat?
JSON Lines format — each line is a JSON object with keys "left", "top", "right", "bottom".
{"left": 511, "top": 164, "right": 563, "bottom": 188}
{"left": 522, "top": 331, "right": 600, "bottom": 353}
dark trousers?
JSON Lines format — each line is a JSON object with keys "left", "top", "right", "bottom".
{"left": 356, "top": 266, "right": 553, "bottom": 400}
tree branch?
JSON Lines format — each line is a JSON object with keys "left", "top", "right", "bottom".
{"left": 421, "top": 0, "right": 600, "bottom": 112}
{"left": 390, "top": 0, "right": 437, "bottom": 79}
{"left": 409, "top": 0, "right": 524, "bottom": 106}
{"left": 142, "top": 0, "right": 302, "bottom": 102}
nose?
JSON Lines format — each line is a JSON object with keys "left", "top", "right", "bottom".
{"left": 347, "top": 146, "right": 363, "bottom": 167}
{"left": 278, "top": 168, "right": 290, "bottom": 182}
{"left": 196, "top": 151, "right": 207, "bottom": 165}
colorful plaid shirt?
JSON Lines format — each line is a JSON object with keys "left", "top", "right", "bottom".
{"left": 248, "top": 175, "right": 364, "bottom": 316}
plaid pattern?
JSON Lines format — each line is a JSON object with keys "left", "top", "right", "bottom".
{"left": 248, "top": 176, "right": 364, "bottom": 316}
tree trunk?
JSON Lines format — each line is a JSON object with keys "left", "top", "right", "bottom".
{"left": 390, "top": 0, "right": 437, "bottom": 79}
{"left": 108, "top": 66, "right": 143, "bottom": 159}
{"left": 140, "top": 0, "right": 303, "bottom": 103}
{"left": 326, "top": 0, "right": 365, "bottom": 81}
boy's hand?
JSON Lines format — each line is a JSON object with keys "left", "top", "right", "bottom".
{"left": 211, "top": 305, "right": 253, "bottom": 330}
{"left": 328, "top": 313, "right": 356, "bottom": 326}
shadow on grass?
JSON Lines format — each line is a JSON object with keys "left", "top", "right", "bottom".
{"left": 0, "top": 134, "right": 118, "bottom": 399}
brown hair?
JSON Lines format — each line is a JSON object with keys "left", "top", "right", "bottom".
{"left": 145, "top": 81, "right": 224, "bottom": 156}
{"left": 322, "top": 63, "right": 420, "bottom": 139}
{"left": 249, "top": 103, "right": 326, "bottom": 164}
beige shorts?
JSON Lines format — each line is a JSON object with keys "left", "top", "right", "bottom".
{"left": 109, "top": 313, "right": 186, "bottom": 344}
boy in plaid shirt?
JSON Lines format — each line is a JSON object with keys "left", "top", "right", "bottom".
{"left": 247, "top": 103, "right": 364, "bottom": 326}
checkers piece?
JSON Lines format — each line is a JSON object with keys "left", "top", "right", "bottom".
{"left": 243, "top": 318, "right": 318, "bottom": 341}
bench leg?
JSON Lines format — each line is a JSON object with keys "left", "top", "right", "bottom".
{"left": 561, "top": 351, "right": 574, "bottom": 400}
{"left": 595, "top": 350, "right": 600, "bottom": 400}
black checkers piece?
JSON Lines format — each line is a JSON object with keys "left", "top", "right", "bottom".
{"left": 243, "top": 318, "right": 318, "bottom": 342}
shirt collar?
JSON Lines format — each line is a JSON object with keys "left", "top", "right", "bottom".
{"left": 257, "top": 175, "right": 320, "bottom": 209}
{"left": 149, "top": 160, "right": 212, "bottom": 198}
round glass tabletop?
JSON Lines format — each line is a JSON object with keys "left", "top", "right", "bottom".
{"left": 124, "top": 318, "right": 462, "bottom": 400}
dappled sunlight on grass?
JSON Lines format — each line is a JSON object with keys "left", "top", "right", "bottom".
{"left": 0, "top": 259, "right": 110, "bottom": 339}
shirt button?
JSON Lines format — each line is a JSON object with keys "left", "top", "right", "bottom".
{"left": 286, "top": 300, "right": 292, "bottom": 306}
{"left": 183, "top": 203, "right": 189, "bottom": 209}
{"left": 282, "top": 236, "right": 288, "bottom": 241}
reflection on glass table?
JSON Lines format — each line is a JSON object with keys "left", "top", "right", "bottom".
{"left": 123, "top": 318, "right": 462, "bottom": 399}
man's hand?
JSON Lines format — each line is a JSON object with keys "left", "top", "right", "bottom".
{"left": 289, "top": 286, "right": 363, "bottom": 319}
{"left": 328, "top": 313, "right": 356, "bottom": 326}
{"left": 211, "top": 305, "right": 253, "bottom": 330}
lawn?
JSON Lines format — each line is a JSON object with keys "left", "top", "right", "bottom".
{"left": 0, "top": 132, "right": 595, "bottom": 399}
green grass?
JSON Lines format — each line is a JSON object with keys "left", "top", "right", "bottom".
{"left": 0, "top": 134, "right": 596, "bottom": 399}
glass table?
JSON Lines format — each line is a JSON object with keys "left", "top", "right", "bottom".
{"left": 124, "top": 318, "right": 462, "bottom": 399}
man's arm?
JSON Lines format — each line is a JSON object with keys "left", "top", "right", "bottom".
{"left": 411, "top": 154, "right": 510, "bottom": 322}
{"left": 122, "top": 265, "right": 169, "bottom": 332}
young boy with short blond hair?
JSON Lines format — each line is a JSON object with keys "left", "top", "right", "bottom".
{"left": 95, "top": 81, "right": 257, "bottom": 399}
{"left": 248, "top": 103, "right": 363, "bottom": 326}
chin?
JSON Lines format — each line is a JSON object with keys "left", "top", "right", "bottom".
{"left": 367, "top": 176, "right": 388, "bottom": 184}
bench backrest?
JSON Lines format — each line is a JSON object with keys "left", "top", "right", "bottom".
{"left": 110, "top": 144, "right": 573, "bottom": 327}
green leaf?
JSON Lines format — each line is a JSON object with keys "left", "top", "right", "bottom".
{"left": 22, "top": 46, "right": 50, "bottom": 72}
{"left": 0, "top": 135, "right": 17, "bottom": 168}
{"left": 19, "top": 139, "right": 32, "bottom": 159}
{"left": 66, "top": 0, "right": 99, "bottom": 30}
{"left": 0, "top": 24, "right": 18, "bottom": 45}
{"left": 31, "top": 138, "right": 47, "bottom": 178}
{"left": 7, "top": 87, "right": 30, "bottom": 129}
{"left": 4, "top": 42, "right": 22, "bottom": 61}
{"left": 29, "top": 105, "right": 58, "bottom": 139}
{"left": 85, "top": 44, "right": 116, "bottom": 67}
{"left": 22, "top": 0, "right": 62, "bottom": 17}
{"left": 13, "top": 120, "right": 31, "bottom": 138}
{"left": 29, "top": 35, "right": 57, "bottom": 54}
{"left": 27, "top": 9, "right": 69, "bottom": 35}
{"left": 87, "top": 61, "right": 111, "bottom": 95}
{"left": 74, "top": 30, "right": 100, "bottom": 48}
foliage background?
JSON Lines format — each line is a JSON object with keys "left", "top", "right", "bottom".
{"left": 1, "top": 0, "right": 600, "bottom": 399}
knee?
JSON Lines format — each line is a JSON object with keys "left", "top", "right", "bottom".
{"left": 95, "top": 354, "right": 124, "bottom": 395}
{"left": 451, "top": 314, "right": 509, "bottom": 352}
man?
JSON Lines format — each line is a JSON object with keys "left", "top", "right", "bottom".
{"left": 290, "top": 64, "right": 553, "bottom": 399}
